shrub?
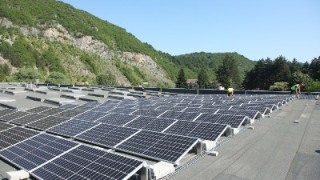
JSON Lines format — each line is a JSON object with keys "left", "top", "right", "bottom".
{"left": 45, "top": 72, "right": 70, "bottom": 84}
{"left": 269, "top": 82, "right": 289, "bottom": 91}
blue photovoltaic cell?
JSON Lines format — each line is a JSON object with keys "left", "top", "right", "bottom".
{"left": 0, "top": 127, "right": 39, "bottom": 150}
{"left": 164, "top": 121, "right": 228, "bottom": 141}
{"left": 74, "top": 111, "right": 108, "bottom": 122}
{"left": 117, "top": 130, "right": 198, "bottom": 163}
{"left": 158, "top": 111, "right": 182, "bottom": 119}
{"left": 0, "top": 133, "right": 78, "bottom": 171}
{"left": 96, "top": 113, "right": 138, "bottom": 125}
{"left": 0, "top": 121, "right": 14, "bottom": 131}
{"left": 26, "top": 106, "right": 52, "bottom": 113}
{"left": 75, "top": 124, "right": 139, "bottom": 148}
{"left": 125, "top": 116, "right": 175, "bottom": 132}
{"left": 27, "top": 115, "right": 70, "bottom": 131}
{"left": 0, "top": 111, "right": 30, "bottom": 122}
{"left": 10, "top": 113, "right": 48, "bottom": 126}
{"left": 48, "top": 119, "right": 99, "bottom": 137}
{"left": 32, "top": 145, "right": 144, "bottom": 180}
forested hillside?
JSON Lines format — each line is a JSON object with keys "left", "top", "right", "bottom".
{"left": 4, "top": 0, "right": 304, "bottom": 90}
{"left": 172, "top": 52, "right": 255, "bottom": 80}
{"left": 0, "top": 0, "right": 178, "bottom": 86}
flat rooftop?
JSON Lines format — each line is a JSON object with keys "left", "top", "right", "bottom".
{"left": 0, "top": 82, "right": 319, "bottom": 180}
{"left": 169, "top": 99, "right": 320, "bottom": 180}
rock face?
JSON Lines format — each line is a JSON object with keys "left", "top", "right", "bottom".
{"left": 0, "top": 17, "right": 174, "bottom": 86}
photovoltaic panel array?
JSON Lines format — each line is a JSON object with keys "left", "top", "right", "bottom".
{"left": 125, "top": 116, "right": 176, "bottom": 132}
{"left": 75, "top": 124, "right": 139, "bottom": 148}
{"left": 132, "top": 109, "right": 164, "bottom": 117}
{"left": 27, "top": 116, "right": 70, "bottom": 131}
{"left": 0, "top": 121, "right": 14, "bottom": 131}
{"left": 116, "top": 130, "right": 198, "bottom": 164}
{"left": 40, "top": 108, "right": 66, "bottom": 116}
{"left": 216, "top": 114, "right": 249, "bottom": 128}
{"left": 32, "top": 145, "right": 144, "bottom": 180}
{"left": 74, "top": 111, "right": 107, "bottom": 122}
{"left": 96, "top": 113, "right": 138, "bottom": 125}
{"left": 0, "top": 111, "right": 30, "bottom": 122}
{"left": 58, "top": 109, "right": 84, "bottom": 119}
{"left": 109, "top": 107, "right": 137, "bottom": 114}
{"left": 10, "top": 113, "right": 48, "bottom": 126}
{"left": 216, "top": 109, "right": 261, "bottom": 120}
{"left": 0, "top": 133, "right": 78, "bottom": 171}
{"left": 0, "top": 108, "right": 17, "bottom": 118}
{"left": 26, "top": 106, "right": 52, "bottom": 114}
{"left": 48, "top": 119, "right": 98, "bottom": 138}
{"left": 164, "top": 120, "right": 229, "bottom": 141}
{"left": 0, "top": 127, "right": 39, "bottom": 150}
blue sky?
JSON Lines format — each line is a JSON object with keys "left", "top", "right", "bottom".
{"left": 60, "top": 0, "right": 320, "bottom": 62}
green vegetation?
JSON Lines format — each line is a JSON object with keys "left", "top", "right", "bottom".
{"left": 175, "top": 68, "right": 187, "bottom": 88}
{"left": 217, "top": 55, "right": 241, "bottom": 89}
{"left": 96, "top": 72, "right": 117, "bottom": 86}
{"left": 172, "top": 52, "right": 254, "bottom": 80}
{"left": 0, "top": 64, "right": 10, "bottom": 81}
{"left": 269, "top": 82, "right": 289, "bottom": 91}
{"left": 8, "top": 68, "right": 41, "bottom": 83}
{"left": 197, "top": 69, "right": 209, "bottom": 89}
{"left": 45, "top": 72, "right": 70, "bottom": 84}
{"left": 243, "top": 56, "right": 320, "bottom": 92}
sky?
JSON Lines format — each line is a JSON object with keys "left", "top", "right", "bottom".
{"left": 59, "top": 0, "right": 320, "bottom": 62}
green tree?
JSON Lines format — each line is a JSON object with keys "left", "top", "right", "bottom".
{"left": 269, "top": 82, "right": 289, "bottom": 91}
{"left": 309, "top": 57, "right": 320, "bottom": 80}
{"left": 175, "top": 68, "right": 187, "bottom": 88}
{"left": 217, "top": 55, "right": 241, "bottom": 88}
{"left": 197, "top": 68, "right": 209, "bottom": 89}
{"left": 42, "top": 47, "right": 66, "bottom": 74}
{"left": 45, "top": 72, "right": 70, "bottom": 84}
{"left": 8, "top": 68, "right": 41, "bottom": 83}
{"left": 96, "top": 72, "right": 117, "bottom": 85}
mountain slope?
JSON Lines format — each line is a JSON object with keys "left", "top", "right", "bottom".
{"left": 172, "top": 52, "right": 255, "bottom": 81}
{"left": 0, "top": 0, "right": 255, "bottom": 87}
{"left": 0, "top": 0, "right": 176, "bottom": 86}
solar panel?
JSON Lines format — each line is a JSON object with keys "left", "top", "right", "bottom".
{"left": 0, "top": 111, "right": 30, "bottom": 122}
{"left": 48, "top": 119, "right": 99, "bottom": 137}
{"left": 10, "top": 113, "right": 49, "bottom": 126}
{"left": 40, "top": 108, "right": 66, "bottom": 116}
{"left": 58, "top": 109, "right": 84, "bottom": 119}
{"left": 0, "top": 127, "right": 39, "bottom": 150}
{"left": 97, "top": 113, "right": 138, "bottom": 125}
{"left": 164, "top": 120, "right": 229, "bottom": 141}
{"left": 59, "top": 104, "right": 78, "bottom": 109}
{"left": 27, "top": 115, "right": 70, "bottom": 131}
{"left": 125, "top": 116, "right": 151, "bottom": 129}
{"left": 26, "top": 106, "right": 52, "bottom": 113}
{"left": 188, "top": 123, "right": 228, "bottom": 141}
{"left": 176, "top": 112, "right": 200, "bottom": 121}
{"left": 0, "top": 133, "right": 78, "bottom": 170}
{"left": 32, "top": 145, "right": 144, "bottom": 180}
{"left": 75, "top": 124, "right": 139, "bottom": 148}
{"left": 195, "top": 113, "right": 222, "bottom": 123}
{"left": 216, "top": 114, "right": 249, "bottom": 128}
{"left": 0, "top": 109, "right": 17, "bottom": 118}
{"left": 0, "top": 121, "right": 14, "bottom": 131}
{"left": 158, "top": 111, "right": 183, "bottom": 119}
{"left": 132, "top": 109, "right": 164, "bottom": 117}
{"left": 106, "top": 107, "right": 137, "bottom": 115}
{"left": 216, "top": 109, "right": 261, "bottom": 120}
{"left": 125, "top": 116, "right": 176, "bottom": 132}
{"left": 164, "top": 121, "right": 199, "bottom": 136}
{"left": 74, "top": 111, "right": 108, "bottom": 122}
{"left": 116, "top": 130, "right": 198, "bottom": 164}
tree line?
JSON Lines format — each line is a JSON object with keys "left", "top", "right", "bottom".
{"left": 176, "top": 55, "right": 320, "bottom": 92}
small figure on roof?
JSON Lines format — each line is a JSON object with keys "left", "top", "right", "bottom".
{"left": 291, "top": 82, "right": 304, "bottom": 99}
{"left": 227, "top": 87, "right": 234, "bottom": 96}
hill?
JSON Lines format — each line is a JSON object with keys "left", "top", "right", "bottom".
{"left": 0, "top": 0, "right": 255, "bottom": 87}
{"left": 172, "top": 52, "right": 255, "bottom": 81}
